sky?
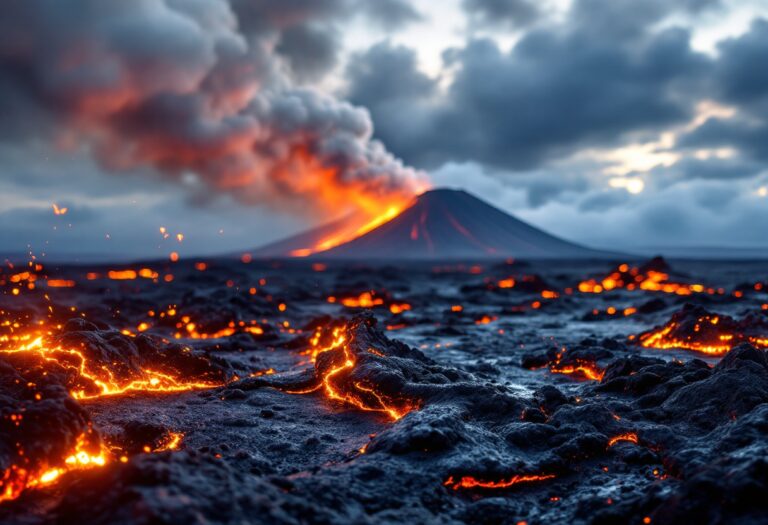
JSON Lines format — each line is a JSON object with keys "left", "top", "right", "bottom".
{"left": 1, "top": 0, "right": 767, "bottom": 260}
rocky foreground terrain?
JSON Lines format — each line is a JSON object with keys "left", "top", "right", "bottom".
{"left": 0, "top": 257, "right": 767, "bottom": 524}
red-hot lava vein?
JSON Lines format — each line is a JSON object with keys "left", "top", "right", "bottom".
{"left": 0, "top": 319, "right": 232, "bottom": 503}
{"left": 444, "top": 473, "right": 556, "bottom": 490}
{"left": 523, "top": 346, "right": 607, "bottom": 382}
{"left": 281, "top": 318, "right": 421, "bottom": 421}
{"left": 0, "top": 319, "right": 231, "bottom": 400}
{"left": 0, "top": 347, "right": 108, "bottom": 503}
{"left": 229, "top": 314, "right": 527, "bottom": 422}
{"left": 634, "top": 304, "right": 768, "bottom": 356}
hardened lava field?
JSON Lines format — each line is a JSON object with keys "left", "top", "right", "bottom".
{"left": 1, "top": 256, "right": 768, "bottom": 525}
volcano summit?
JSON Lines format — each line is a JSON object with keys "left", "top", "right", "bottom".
{"left": 255, "top": 189, "right": 614, "bottom": 260}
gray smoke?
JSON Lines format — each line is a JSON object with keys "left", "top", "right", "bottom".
{"left": 0, "top": 0, "right": 426, "bottom": 216}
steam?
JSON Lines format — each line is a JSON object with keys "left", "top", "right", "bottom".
{"left": 0, "top": 0, "right": 427, "bottom": 217}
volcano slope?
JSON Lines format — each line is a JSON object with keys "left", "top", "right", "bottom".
{"left": 254, "top": 188, "right": 617, "bottom": 259}
{"left": 0, "top": 257, "right": 767, "bottom": 524}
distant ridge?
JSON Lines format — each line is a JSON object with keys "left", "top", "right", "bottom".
{"left": 253, "top": 188, "right": 620, "bottom": 260}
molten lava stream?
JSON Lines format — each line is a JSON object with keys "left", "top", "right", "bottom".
{"left": 545, "top": 350, "right": 605, "bottom": 381}
{"left": 289, "top": 324, "right": 414, "bottom": 421}
{"left": 0, "top": 431, "right": 108, "bottom": 504}
{"left": 607, "top": 432, "right": 639, "bottom": 447}
{"left": 0, "top": 337, "right": 221, "bottom": 399}
{"left": 636, "top": 309, "right": 768, "bottom": 356}
{"left": 289, "top": 186, "right": 417, "bottom": 257}
{"left": 577, "top": 262, "right": 709, "bottom": 296}
{"left": 444, "top": 473, "right": 556, "bottom": 490}
{"left": 550, "top": 362, "right": 604, "bottom": 381}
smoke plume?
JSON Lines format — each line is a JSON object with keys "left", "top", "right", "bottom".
{"left": 0, "top": 0, "right": 427, "bottom": 219}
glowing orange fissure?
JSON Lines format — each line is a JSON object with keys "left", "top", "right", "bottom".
{"left": 0, "top": 430, "right": 107, "bottom": 504}
{"left": 638, "top": 314, "right": 768, "bottom": 356}
{"left": 290, "top": 325, "right": 414, "bottom": 421}
{"left": 546, "top": 350, "right": 605, "bottom": 382}
{"left": 142, "top": 431, "right": 184, "bottom": 454}
{"left": 607, "top": 432, "right": 639, "bottom": 447}
{"left": 444, "top": 473, "right": 556, "bottom": 490}
{"left": 0, "top": 337, "right": 220, "bottom": 400}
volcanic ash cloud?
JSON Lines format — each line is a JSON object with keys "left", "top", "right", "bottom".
{"left": 0, "top": 0, "right": 428, "bottom": 219}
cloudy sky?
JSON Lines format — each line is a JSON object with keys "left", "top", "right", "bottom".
{"left": 1, "top": 0, "right": 767, "bottom": 260}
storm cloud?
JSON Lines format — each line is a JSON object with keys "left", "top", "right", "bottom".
{"left": 462, "top": 0, "right": 541, "bottom": 29}
{"left": 348, "top": 0, "right": 713, "bottom": 171}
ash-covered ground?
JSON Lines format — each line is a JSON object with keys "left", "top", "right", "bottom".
{"left": 1, "top": 257, "right": 768, "bottom": 524}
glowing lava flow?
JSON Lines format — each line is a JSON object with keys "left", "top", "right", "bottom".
{"left": 608, "top": 433, "right": 639, "bottom": 447}
{"left": 144, "top": 432, "right": 184, "bottom": 453}
{"left": 550, "top": 361, "right": 605, "bottom": 381}
{"left": 577, "top": 261, "right": 711, "bottom": 296}
{"left": 444, "top": 473, "right": 556, "bottom": 490}
{"left": 327, "top": 292, "right": 411, "bottom": 314}
{"left": 290, "top": 205, "right": 408, "bottom": 257}
{"left": 545, "top": 349, "right": 605, "bottom": 381}
{"left": 0, "top": 431, "right": 107, "bottom": 503}
{"left": 290, "top": 323, "right": 415, "bottom": 421}
{"left": 0, "top": 337, "right": 220, "bottom": 399}
{"left": 329, "top": 292, "right": 384, "bottom": 308}
{"left": 636, "top": 307, "right": 768, "bottom": 356}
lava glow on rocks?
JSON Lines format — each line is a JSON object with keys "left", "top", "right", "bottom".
{"left": 636, "top": 305, "right": 768, "bottom": 356}
{"left": 0, "top": 430, "right": 107, "bottom": 503}
{"left": 550, "top": 361, "right": 605, "bottom": 381}
{"left": 577, "top": 259, "right": 712, "bottom": 296}
{"left": 290, "top": 321, "right": 416, "bottom": 421}
{"left": 607, "top": 432, "right": 639, "bottom": 447}
{"left": 444, "top": 473, "right": 556, "bottom": 490}
{"left": 0, "top": 337, "right": 221, "bottom": 399}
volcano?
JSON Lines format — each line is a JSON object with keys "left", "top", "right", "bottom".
{"left": 254, "top": 189, "right": 616, "bottom": 260}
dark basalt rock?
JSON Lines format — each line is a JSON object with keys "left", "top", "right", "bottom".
{"left": 2, "top": 259, "right": 768, "bottom": 524}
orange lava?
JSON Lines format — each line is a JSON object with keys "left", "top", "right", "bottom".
{"left": 578, "top": 263, "right": 709, "bottom": 296}
{"left": 444, "top": 473, "right": 556, "bottom": 490}
{"left": 291, "top": 323, "right": 415, "bottom": 421}
{"left": 332, "top": 292, "right": 384, "bottom": 308}
{"left": 550, "top": 362, "right": 605, "bottom": 381}
{"left": 328, "top": 293, "right": 411, "bottom": 314}
{"left": 607, "top": 432, "right": 639, "bottom": 447}
{"left": 46, "top": 279, "right": 76, "bottom": 288}
{"left": 150, "top": 431, "right": 184, "bottom": 453}
{"left": 291, "top": 206, "right": 405, "bottom": 257}
{"left": 285, "top": 152, "right": 428, "bottom": 257}
{"left": 174, "top": 320, "right": 264, "bottom": 340}
{"left": 0, "top": 337, "right": 220, "bottom": 400}
{"left": 0, "top": 430, "right": 107, "bottom": 503}
{"left": 637, "top": 311, "right": 768, "bottom": 356}
{"left": 544, "top": 349, "right": 605, "bottom": 381}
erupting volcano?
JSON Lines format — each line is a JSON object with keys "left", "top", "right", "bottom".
{"left": 254, "top": 189, "right": 615, "bottom": 260}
